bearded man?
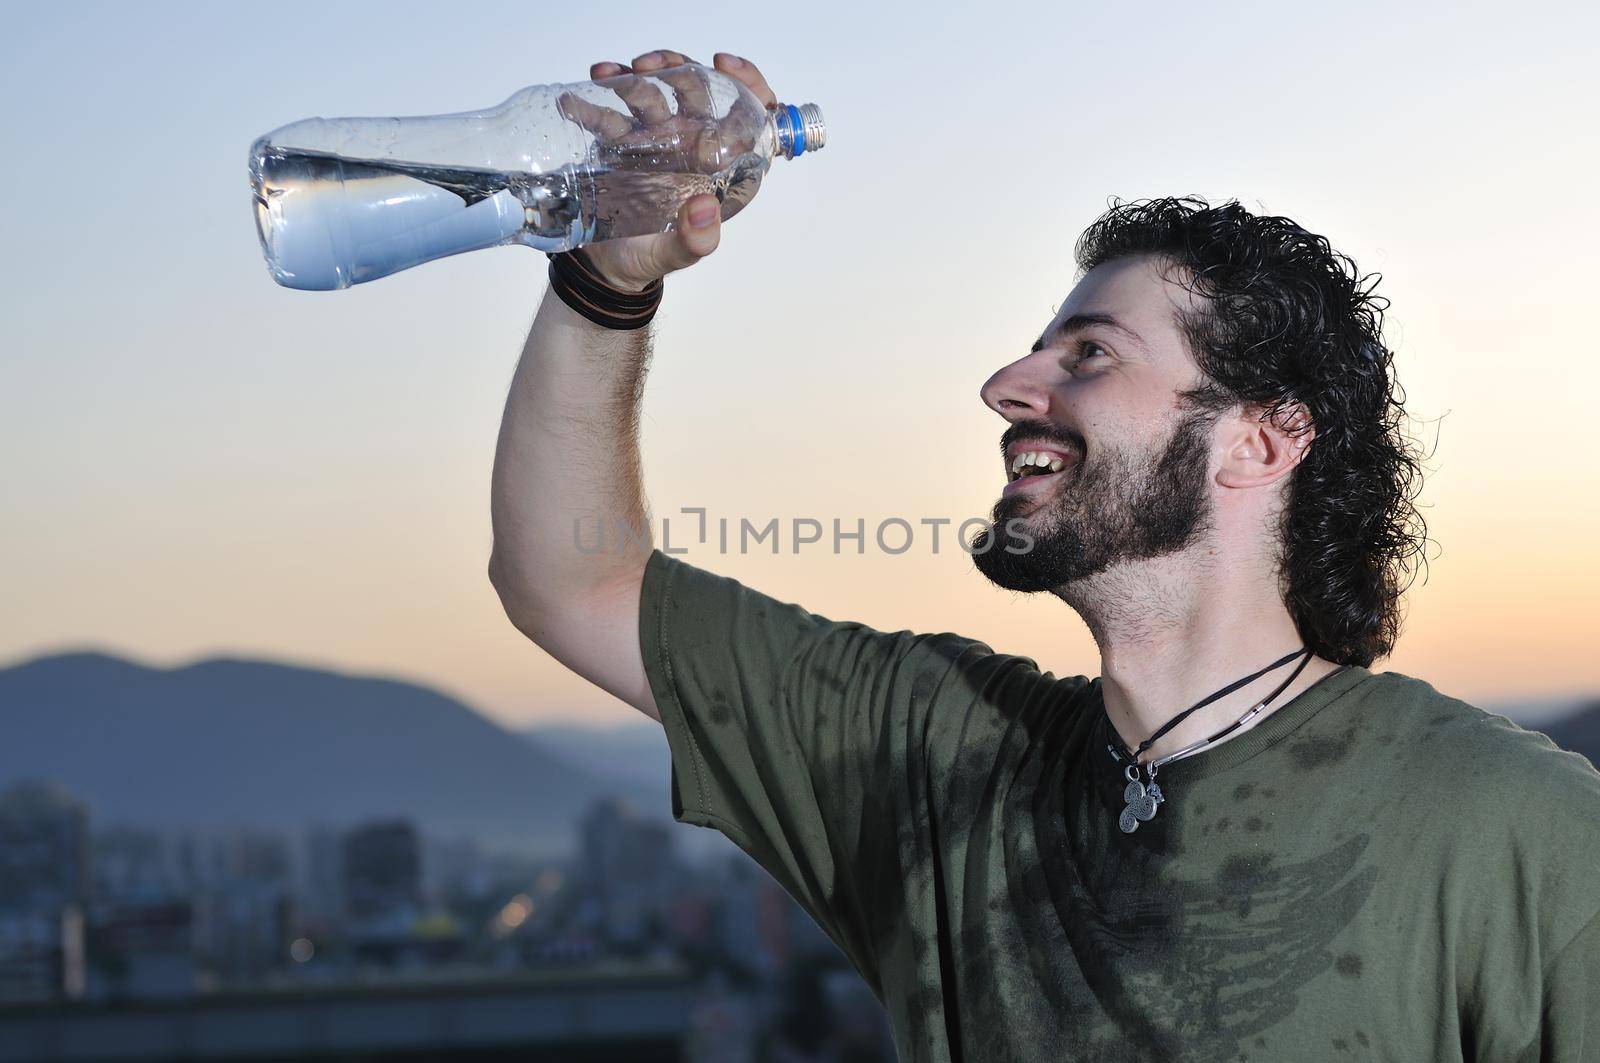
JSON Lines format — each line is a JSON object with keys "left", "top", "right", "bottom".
{"left": 488, "top": 48, "right": 1600, "bottom": 1061}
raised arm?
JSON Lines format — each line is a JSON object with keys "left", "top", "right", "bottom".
{"left": 488, "top": 49, "right": 779, "bottom": 720}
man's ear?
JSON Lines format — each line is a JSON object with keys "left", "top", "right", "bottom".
{"left": 1216, "top": 402, "right": 1314, "bottom": 489}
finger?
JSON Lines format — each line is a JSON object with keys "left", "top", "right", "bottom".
{"left": 632, "top": 49, "right": 699, "bottom": 73}
{"left": 557, "top": 92, "right": 633, "bottom": 141}
{"left": 599, "top": 194, "right": 721, "bottom": 285}
{"left": 655, "top": 65, "right": 714, "bottom": 120}
{"left": 590, "top": 61, "right": 631, "bottom": 79}
{"left": 712, "top": 53, "right": 777, "bottom": 109}
{"left": 631, "top": 49, "right": 713, "bottom": 121}
{"left": 610, "top": 74, "right": 675, "bottom": 127}
{"left": 654, "top": 194, "right": 722, "bottom": 273}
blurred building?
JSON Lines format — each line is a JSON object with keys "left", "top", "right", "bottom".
{"left": 0, "top": 781, "right": 90, "bottom": 1002}
{"left": 0, "top": 907, "right": 84, "bottom": 1004}
{"left": 716, "top": 854, "right": 800, "bottom": 981}
{"left": 423, "top": 835, "right": 496, "bottom": 906}
{"left": 342, "top": 820, "right": 420, "bottom": 923}
{"left": 195, "top": 830, "right": 293, "bottom": 982}
{"left": 0, "top": 781, "right": 89, "bottom": 913}
{"left": 579, "top": 798, "right": 682, "bottom": 948}
{"left": 338, "top": 820, "right": 464, "bottom": 968}
{"left": 194, "top": 881, "right": 294, "bottom": 985}
{"left": 92, "top": 827, "right": 172, "bottom": 904}
{"left": 96, "top": 827, "right": 296, "bottom": 988}
{"left": 86, "top": 899, "right": 194, "bottom": 1001}
{"left": 297, "top": 824, "right": 344, "bottom": 932}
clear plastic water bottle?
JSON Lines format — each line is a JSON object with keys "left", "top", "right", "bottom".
{"left": 249, "top": 66, "right": 825, "bottom": 291}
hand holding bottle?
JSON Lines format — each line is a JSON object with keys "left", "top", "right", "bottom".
{"left": 565, "top": 50, "right": 782, "bottom": 292}
{"left": 249, "top": 50, "right": 819, "bottom": 292}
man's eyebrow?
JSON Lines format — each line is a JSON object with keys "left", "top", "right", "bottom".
{"left": 1030, "top": 312, "right": 1146, "bottom": 353}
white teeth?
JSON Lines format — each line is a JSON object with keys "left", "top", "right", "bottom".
{"left": 1009, "top": 449, "right": 1071, "bottom": 480}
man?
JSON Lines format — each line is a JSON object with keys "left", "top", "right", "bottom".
{"left": 489, "top": 49, "right": 1600, "bottom": 1061}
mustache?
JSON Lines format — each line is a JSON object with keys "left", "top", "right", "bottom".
{"left": 998, "top": 418, "right": 1085, "bottom": 457}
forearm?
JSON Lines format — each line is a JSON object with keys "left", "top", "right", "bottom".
{"left": 489, "top": 290, "right": 654, "bottom": 631}
{"left": 484, "top": 47, "right": 774, "bottom": 718}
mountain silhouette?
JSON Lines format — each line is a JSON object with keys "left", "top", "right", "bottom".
{"left": 0, "top": 651, "right": 663, "bottom": 850}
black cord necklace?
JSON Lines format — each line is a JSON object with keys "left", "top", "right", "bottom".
{"left": 1106, "top": 647, "right": 1314, "bottom": 834}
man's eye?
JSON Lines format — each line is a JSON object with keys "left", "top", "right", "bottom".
{"left": 1075, "top": 341, "right": 1109, "bottom": 363}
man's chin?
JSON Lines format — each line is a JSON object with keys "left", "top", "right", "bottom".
{"left": 971, "top": 513, "right": 1069, "bottom": 594}
{"left": 971, "top": 545, "right": 1069, "bottom": 594}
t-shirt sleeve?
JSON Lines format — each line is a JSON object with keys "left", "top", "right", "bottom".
{"left": 1463, "top": 725, "right": 1600, "bottom": 1061}
{"left": 637, "top": 548, "right": 977, "bottom": 992}
{"left": 1535, "top": 910, "right": 1600, "bottom": 1061}
{"left": 1526, "top": 743, "right": 1600, "bottom": 1061}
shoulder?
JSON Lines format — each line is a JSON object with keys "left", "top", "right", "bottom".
{"left": 1362, "top": 670, "right": 1600, "bottom": 806}
{"left": 1365, "top": 671, "right": 1600, "bottom": 944}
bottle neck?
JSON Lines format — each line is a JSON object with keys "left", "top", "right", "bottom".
{"left": 771, "top": 103, "right": 826, "bottom": 160}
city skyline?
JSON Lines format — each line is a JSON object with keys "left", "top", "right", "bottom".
{"left": 4, "top": 2, "right": 1598, "bottom": 728}
{"left": 0, "top": 773, "right": 891, "bottom": 1059}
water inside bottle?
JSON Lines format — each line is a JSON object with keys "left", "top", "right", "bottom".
{"left": 251, "top": 143, "right": 767, "bottom": 289}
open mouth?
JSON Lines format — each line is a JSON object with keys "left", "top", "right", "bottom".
{"left": 1002, "top": 443, "right": 1082, "bottom": 498}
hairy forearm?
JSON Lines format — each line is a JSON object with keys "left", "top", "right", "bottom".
{"left": 483, "top": 49, "right": 769, "bottom": 717}
{"left": 489, "top": 291, "right": 654, "bottom": 631}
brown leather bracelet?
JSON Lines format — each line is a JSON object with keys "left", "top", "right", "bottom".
{"left": 545, "top": 248, "right": 663, "bottom": 330}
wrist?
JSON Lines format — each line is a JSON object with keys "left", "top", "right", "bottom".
{"left": 546, "top": 249, "right": 663, "bottom": 330}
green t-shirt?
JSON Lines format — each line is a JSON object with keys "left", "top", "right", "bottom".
{"left": 638, "top": 550, "right": 1600, "bottom": 1062}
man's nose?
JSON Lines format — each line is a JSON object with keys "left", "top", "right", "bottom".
{"left": 980, "top": 351, "right": 1056, "bottom": 420}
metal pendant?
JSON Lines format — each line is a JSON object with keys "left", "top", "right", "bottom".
{"left": 1118, "top": 766, "right": 1164, "bottom": 834}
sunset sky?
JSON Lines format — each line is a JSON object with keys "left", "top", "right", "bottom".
{"left": 4, "top": 1, "right": 1597, "bottom": 729}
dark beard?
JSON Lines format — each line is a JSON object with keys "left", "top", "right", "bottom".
{"left": 971, "top": 410, "right": 1216, "bottom": 593}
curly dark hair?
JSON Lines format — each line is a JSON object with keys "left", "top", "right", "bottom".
{"left": 1075, "top": 197, "right": 1428, "bottom": 666}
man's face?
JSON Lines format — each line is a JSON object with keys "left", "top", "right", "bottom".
{"left": 972, "top": 255, "right": 1219, "bottom": 593}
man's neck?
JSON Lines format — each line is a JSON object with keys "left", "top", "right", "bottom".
{"left": 1061, "top": 542, "right": 1341, "bottom": 764}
